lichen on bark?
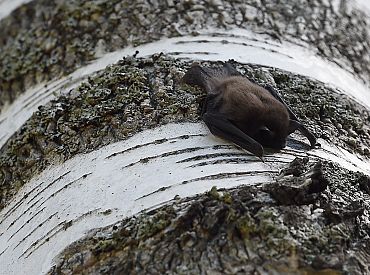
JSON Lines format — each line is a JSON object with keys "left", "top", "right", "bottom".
{"left": 48, "top": 159, "right": 370, "bottom": 275}
{"left": 1, "top": 0, "right": 369, "bottom": 110}
{"left": 1, "top": 55, "right": 369, "bottom": 212}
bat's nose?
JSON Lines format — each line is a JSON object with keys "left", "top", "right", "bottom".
{"left": 279, "top": 140, "right": 287, "bottom": 149}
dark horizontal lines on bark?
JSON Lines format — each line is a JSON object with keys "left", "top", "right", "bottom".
{"left": 21, "top": 91, "right": 53, "bottom": 112}
{"left": 187, "top": 157, "right": 291, "bottom": 168}
{"left": 180, "top": 171, "right": 279, "bottom": 184}
{"left": 21, "top": 76, "right": 72, "bottom": 105}
{"left": 20, "top": 208, "right": 103, "bottom": 259}
{"left": 27, "top": 171, "right": 71, "bottom": 206}
{"left": 13, "top": 78, "right": 72, "bottom": 117}
{"left": 187, "top": 159, "right": 257, "bottom": 168}
{"left": 169, "top": 51, "right": 217, "bottom": 56}
{"left": 18, "top": 219, "right": 68, "bottom": 259}
{"left": 1, "top": 171, "right": 71, "bottom": 229}
{"left": 121, "top": 145, "right": 235, "bottom": 169}
{"left": 0, "top": 181, "right": 46, "bottom": 226}
{"left": 8, "top": 206, "right": 47, "bottom": 243}
{"left": 13, "top": 209, "right": 54, "bottom": 250}
{"left": 307, "top": 147, "right": 339, "bottom": 158}
{"left": 26, "top": 77, "right": 85, "bottom": 111}
{"left": 0, "top": 246, "right": 8, "bottom": 257}
{"left": 135, "top": 170, "right": 276, "bottom": 201}
{"left": 178, "top": 150, "right": 292, "bottom": 167}
{"left": 177, "top": 152, "right": 250, "bottom": 163}
{"left": 6, "top": 196, "right": 44, "bottom": 231}
{"left": 175, "top": 39, "right": 292, "bottom": 58}
{"left": 280, "top": 147, "right": 310, "bottom": 155}
{"left": 34, "top": 172, "right": 92, "bottom": 213}
{"left": 210, "top": 32, "right": 278, "bottom": 47}
{"left": 135, "top": 186, "right": 172, "bottom": 201}
{"left": 106, "top": 134, "right": 207, "bottom": 159}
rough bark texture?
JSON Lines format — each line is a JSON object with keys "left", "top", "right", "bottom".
{"left": 0, "top": 0, "right": 369, "bottom": 108}
{"left": 48, "top": 159, "right": 370, "bottom": 275}
{"left": 1, "top": 0, "right": 370, "bottom": 274}
{"left": 1, "top": 55, "right": 369, "bottom": 211}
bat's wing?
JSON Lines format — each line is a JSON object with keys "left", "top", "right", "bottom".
{"left": 264, "top": 84, "right": 300, "bottom": 121}
{"left": 202, "top": 112, "right": 264, "bottom": 158}
{"left": 182, "top": 62, "right": 240, "bottom": 94}
{"left": 264, "top": 85, "right": 317, "bottom": 148}
{"left": 288, "top": 120, "right": 317, "bottom": 148}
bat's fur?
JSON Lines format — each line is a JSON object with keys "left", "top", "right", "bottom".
{"left": 183, "top": 62, "right": 316, "bottom": 158}
{"left": 213, "top": 76, "right": 290, "bottom": 149}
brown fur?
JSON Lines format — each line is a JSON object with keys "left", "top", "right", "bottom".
{"left": 182, "top": 63, "right": 316, "bottom": 157}
{"left": 211, "top": 76, "right": 289, "bottom": 142}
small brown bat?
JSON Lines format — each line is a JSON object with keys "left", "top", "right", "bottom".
{"left": 182, "top": 62, "right": 316, "bottom": 158}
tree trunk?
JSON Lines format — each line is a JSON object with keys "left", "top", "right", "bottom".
{"left": 0, "top": 0, "right": 369, "bottom": 274}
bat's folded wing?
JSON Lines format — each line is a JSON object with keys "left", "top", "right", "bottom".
{"left": 288, "top": 120, "right": 317, "bottom": 148}
{"left": 202, "top": 112, "right": 264, "bottom": 158}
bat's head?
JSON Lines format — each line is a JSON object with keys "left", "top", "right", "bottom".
{"left": 256, "top": 104, "right": 290, "bottom": 150}
{"left": 254, "top": 127, "right": 287, "bottom": 150}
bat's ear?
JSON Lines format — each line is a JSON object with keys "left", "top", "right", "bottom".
{"left": 257, "top": 126, "right": 274, "bottom": 140}
{"left": 223, "top": 62, "right": 240, "bottom": 76}
{"left": 182, "top": 65, "right": 209, "bottom": 91}
{"left": 259, "top": 125, "right": 271, "bottom": 132}
{"left": 182, "top": 64, "right": 202, "bottom": 84}
{"left": 190, "top": 62, "right": 201, "bottom": 67}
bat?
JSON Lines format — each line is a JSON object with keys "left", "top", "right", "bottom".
{"left": 182, "top": 62, "right": 317, "bottom": 158}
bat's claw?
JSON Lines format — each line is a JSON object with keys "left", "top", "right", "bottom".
{"left": 311, "top": 142, "right": 321, "bottom": 149}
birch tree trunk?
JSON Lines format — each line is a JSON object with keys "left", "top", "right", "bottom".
{"left": 0, "top": 0, "right": 369, "bottom": 274}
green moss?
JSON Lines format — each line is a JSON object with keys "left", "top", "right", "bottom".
{"left": 208, "top": 186, "right": 220, "bottom": 199}
{"left": 93, "top": 239, "right": 117, "bottom": 255}
{"left": 236, "top": 214, "right": 257, "bottom": 239}
{"left": 221, "top": 192, "right": 232, "bottom": 204}
{"left": 136, "top": 207, "right": 176, "bottom": 239}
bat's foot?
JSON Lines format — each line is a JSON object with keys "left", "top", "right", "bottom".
{"left": 311, "top": 142, "right": 321, "bottom": 149}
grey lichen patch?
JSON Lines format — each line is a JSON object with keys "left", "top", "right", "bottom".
{"left": 1, "top": 0, "right": 369, "bottom": 111}
{"left": 48, "top": 159, "right": 370, "bottom": 274}
{"left": 0, "top": 54, "right": 202, "bottom": 210}
{"left": 0, "top": 54, "right": 369, "bottom": 211}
